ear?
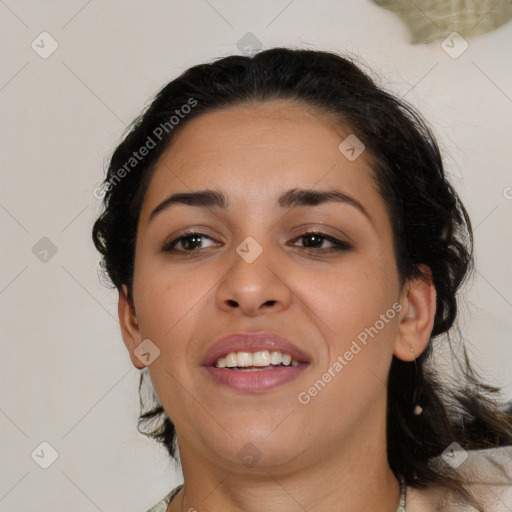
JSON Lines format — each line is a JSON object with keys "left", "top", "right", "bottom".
{"left": 393, "top": 265, "right": 437, "bottom": 362}
{"left": 118, "top": 284, "right": 145, "bottom": 370}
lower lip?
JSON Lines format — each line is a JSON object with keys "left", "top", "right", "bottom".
{"left": 203, "top": 364, "right": 308, "bottom": 392}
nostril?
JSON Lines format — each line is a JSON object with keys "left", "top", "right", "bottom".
{"left": 227, "top": 299, "right": 238, "bottom": 307}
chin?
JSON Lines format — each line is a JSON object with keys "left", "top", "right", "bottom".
{"left": 208, "top": 424, "right": 308, "bottom": 471}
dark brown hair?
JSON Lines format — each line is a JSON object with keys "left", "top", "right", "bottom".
{"left": 92, "top": 48, "right": 512, "bottom": 510}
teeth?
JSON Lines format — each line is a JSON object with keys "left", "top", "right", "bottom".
{"left": 252, "top": 350, "right": 270, "bottom": 366}
{"left": 282, "top": 353, "right": 292, "bottom": 366}
{"left": 236, "top": 352, "right": 252, "bottom": 367}
{"left": 270, "top": 351, "right": 282, "bottom": 365}
{"left": 215, "top": 350, "right": 300, "bottom": 369}
{"left": 225, "top": 353, "right": 237, "bottom": 368}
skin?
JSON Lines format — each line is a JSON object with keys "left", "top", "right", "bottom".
{"left": 119, "top": 101, "right": 436, "bottom": 512}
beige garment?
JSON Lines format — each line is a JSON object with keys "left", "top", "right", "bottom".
{"left": 146, "top": 484, "right": 182, "bottom": 512}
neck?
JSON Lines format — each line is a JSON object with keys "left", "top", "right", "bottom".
{"left": 170, "top": 413, "right": 402, "bottom": 512}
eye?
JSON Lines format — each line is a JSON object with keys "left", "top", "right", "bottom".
{"left": 162, "top": 230, "right": 352, "bottom": 254}
{"left": 292, "top": 231, "right": 352, "bottom": 252}
{"left": 163, "top": 232, "right": 219, "bottom": 252}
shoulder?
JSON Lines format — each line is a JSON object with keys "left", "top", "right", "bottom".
{"left": 146, "top": 484, "right": 183, "bottom": 512}
{"left": 407, "top": 446, "right": 512, "bottom": 512}
{"left": 457, "top": 445, "right": 512, "bottom": 481}
{"left": 456, "top": 445, "right": 512, "bottom": 510}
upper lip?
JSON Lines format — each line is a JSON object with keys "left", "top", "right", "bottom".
{"left": 202, "top": 332, "right": 312, "bottom": 367}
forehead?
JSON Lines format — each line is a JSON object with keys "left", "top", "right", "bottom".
{"left": 139, "top": 101, "right": 384, "bottom": 221}
{"left": 159, "top": 100, "right": 358, "bottom": 169}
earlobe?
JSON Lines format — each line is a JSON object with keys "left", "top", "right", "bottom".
{"left": 393, "top": 266, "right": 437, "bottom": 362}
{"left": 118, "top": 284, "right": 145, "bottom": 370}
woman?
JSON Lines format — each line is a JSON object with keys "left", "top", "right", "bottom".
{"left": 92, "top": 48, "right": 512, "bottom": 511}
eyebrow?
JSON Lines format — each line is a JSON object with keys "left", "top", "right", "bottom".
{"left": 148, "top": 188, "right": 371, "bottom": 223}
{"left": 149, "top": 190, "right": 227, "bottom": 222}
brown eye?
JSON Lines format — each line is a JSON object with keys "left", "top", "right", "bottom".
{"left": 163, "top": 232, "right": 219, "bottom": 252}
{"left": 292, "top": 232, "right": 352, "bottom": 251}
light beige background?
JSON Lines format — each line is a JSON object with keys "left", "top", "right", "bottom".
{"left": 1, "top": 1, "right": 511, "bottom": 511}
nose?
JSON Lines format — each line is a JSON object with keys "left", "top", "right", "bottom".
{"left": 215, "top": 240, "right": 293, "bottom": 317}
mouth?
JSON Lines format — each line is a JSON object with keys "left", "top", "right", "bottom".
{"left": 202, "top": 332, "right": 311, "bottom": 392}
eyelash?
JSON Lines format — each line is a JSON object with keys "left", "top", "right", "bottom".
{"left": 162, "top": 231, "right": 352, "bottom": 254}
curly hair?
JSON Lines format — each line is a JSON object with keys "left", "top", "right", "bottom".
{"left": 92, "top": 47, "right": 512, "bottom": 510}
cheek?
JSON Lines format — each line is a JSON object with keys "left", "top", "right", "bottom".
{"left": 134, "top": 264, "right": 207, "bottom": 426}
{"left": 132, "top": 257, "right": 215, "bottom": 402}
{"left": 133, "top": 254, "right": 213, "bottom": 339}
{"left": 296, "top": 255, "right": 398, "bottom": 343}
{"left": 293, "top": 259, "right": 399, "bottom": 422}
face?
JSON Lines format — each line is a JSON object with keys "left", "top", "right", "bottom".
{"left": 121, "top": 101, "right": 411, "bottom": 473}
